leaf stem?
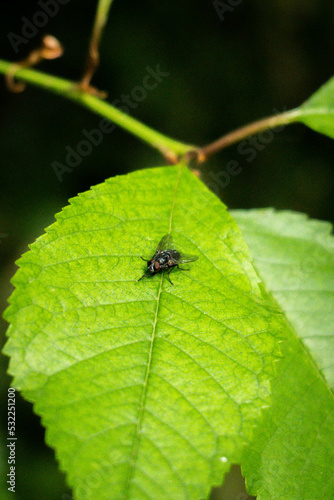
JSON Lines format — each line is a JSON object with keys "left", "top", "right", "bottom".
{"left": 0, "top": 57, "right": 305, "bottom": 165}
{"left": 196, "top": 109, "right": 301, "bottom": 161}
{"left": 0, "top": 59, "right": 194, "bottom": 161}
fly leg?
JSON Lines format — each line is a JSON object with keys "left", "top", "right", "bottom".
{"left": 138, "top": 257, "right": 150, "bottom": 281}
{"left": 137, "top": 273, "right": 147, "bottom": 282}
{"left": 138, "top": 270, "right": 152, "bottom": 282}
{"left": 177, "top": 265, "right": 189, "bottom": 271}
{"left": 166, "top": 267, "right": 174, "bottom": 285}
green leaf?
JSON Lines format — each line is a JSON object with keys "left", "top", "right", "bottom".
{"left": 3, "top": 165, "right": 284, "bottom": 500}
{"left": 232, "top": 208, "right": 334, "bottom": 500}
{"left": 296, "top": 75, "right": 334, "bottom": 139}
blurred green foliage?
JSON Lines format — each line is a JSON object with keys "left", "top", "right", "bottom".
{"left": 0, "top": 1, "right": 333, "bottom": 498}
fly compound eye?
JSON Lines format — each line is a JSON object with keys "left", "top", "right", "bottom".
{"left": 154, "top": 261, "right": 160, "bottom": 271}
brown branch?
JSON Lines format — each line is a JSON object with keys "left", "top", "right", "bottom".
{"left": 195, "top": 109, "right": 300, "bottom": 163}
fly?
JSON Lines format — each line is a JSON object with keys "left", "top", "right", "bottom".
{"left": 138, "top": 234, "right": 198, "bottom": 285}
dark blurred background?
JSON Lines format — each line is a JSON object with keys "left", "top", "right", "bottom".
{"left": 1, "top": 0, "right": 334, "bottom": 498}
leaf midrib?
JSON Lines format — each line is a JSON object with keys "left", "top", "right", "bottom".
{"left": 122, "top": 166, "right": 183, "bottom": 498}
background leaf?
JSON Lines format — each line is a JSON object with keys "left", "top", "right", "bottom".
{"left": 295, "top": 76, "right": 334, "bottom": 139}
{"left": 242, "top": 325, "right": 334, "bottom": 500}
{"left": 3, "top": 166, "right": 283, "bottom": 500}
{"left": 232, "top": 208, "right": 334, "bottom": 500}
{"left": 232, "top": 208, "right": 334, "bottom": 388}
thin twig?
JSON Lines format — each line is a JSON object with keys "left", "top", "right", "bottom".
{"left": 6, "top": 36, "right": 63, "bottom": 93}
{"left": 79, "top": 0, "right": 116, "bottom": 96}
{"left": 196, "top": 109, "right": 301, "bottom": 162}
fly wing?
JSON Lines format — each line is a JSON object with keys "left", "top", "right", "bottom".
{"left": 157, "top": 233, "right": 174, "bottom": 251}
{"left": 178, "top": 253, "right": 199, "bottom": 264}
